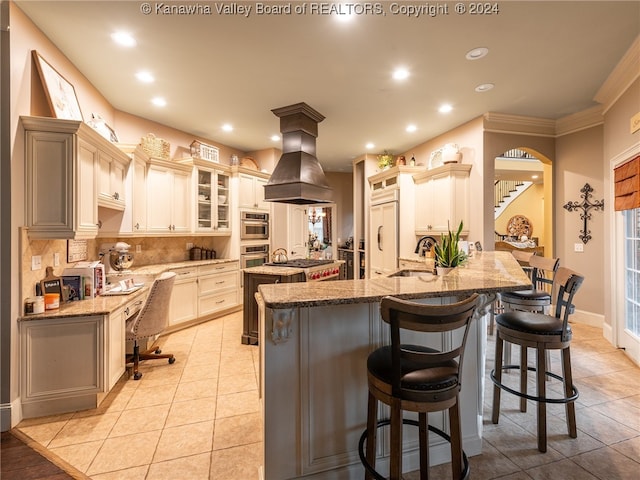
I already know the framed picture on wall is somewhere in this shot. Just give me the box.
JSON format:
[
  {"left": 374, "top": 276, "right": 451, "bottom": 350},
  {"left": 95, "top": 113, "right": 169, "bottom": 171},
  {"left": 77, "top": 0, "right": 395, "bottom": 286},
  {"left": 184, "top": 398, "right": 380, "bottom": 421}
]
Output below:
[{"left": 32, "top": 50, "right": 83, "bottom": 121}]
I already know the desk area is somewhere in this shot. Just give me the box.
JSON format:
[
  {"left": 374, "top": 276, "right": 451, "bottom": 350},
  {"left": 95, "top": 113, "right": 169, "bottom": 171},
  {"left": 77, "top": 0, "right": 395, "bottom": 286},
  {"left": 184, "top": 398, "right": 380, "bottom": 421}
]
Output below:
[
  {"left": 256, "top": 252, "right": 531, "bottom": 479},
  {"left": 18, "top": 258, "right": 238, "bottom": 419}
]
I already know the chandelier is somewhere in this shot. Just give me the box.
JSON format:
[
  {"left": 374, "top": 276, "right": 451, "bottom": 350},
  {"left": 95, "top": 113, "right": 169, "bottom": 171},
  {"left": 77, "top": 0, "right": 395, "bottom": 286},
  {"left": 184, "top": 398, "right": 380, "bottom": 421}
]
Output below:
[{"left": 309, "top": 208, "right": 326, "bottom": 225}]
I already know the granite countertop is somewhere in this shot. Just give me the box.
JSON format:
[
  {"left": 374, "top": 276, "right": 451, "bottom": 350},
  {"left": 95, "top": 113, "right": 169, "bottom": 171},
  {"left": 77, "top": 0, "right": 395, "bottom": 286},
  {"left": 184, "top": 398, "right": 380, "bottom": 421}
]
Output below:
[
  {"left": 243, "top": 265, "right": 306, "bottom": 276},
  {"left": 257, "top": 251, "right": 532, "bottom": 309},
  {"left": 111, "top": 258, "right": 238, "bottom": 277},
  {"left": 19, "top": 286, "right": 149, "bottom": 322},
  {"left": 20, "top": 258, "right": 239, "bottom": 321}
]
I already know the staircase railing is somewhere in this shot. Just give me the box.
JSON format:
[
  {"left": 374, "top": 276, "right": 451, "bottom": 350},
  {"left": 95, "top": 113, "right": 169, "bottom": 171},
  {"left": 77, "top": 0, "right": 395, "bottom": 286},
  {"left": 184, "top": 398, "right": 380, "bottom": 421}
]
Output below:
[{"left": 494, "top": 180, "right": 524, "bottom": 208}]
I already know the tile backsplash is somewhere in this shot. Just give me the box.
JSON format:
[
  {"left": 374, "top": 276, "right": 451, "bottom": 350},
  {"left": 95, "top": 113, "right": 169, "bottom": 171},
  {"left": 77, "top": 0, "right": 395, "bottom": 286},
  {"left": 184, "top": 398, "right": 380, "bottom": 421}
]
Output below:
[{"left": 20, "top": 228, "right": 229, "bottom": 301}]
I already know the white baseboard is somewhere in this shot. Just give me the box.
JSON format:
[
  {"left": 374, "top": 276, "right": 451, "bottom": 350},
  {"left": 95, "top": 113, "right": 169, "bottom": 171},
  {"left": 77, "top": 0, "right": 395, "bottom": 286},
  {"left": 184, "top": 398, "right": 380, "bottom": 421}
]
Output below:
[
  {"left": 1, "top": 397, "right": 22, "bottom": 431},
  {"left": 571, "top": 309, "right": 604, "bottom": 328},
  {"left": 603, "top": 321, "right": 614, "bottom": 345}
]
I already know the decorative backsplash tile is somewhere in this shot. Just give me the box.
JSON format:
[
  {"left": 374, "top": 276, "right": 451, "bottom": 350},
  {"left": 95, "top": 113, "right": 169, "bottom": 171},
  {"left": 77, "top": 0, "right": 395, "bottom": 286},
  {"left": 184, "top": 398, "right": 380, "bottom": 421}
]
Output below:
[{"left": 20, "top": 228, "right": 226, "bottom": 301}]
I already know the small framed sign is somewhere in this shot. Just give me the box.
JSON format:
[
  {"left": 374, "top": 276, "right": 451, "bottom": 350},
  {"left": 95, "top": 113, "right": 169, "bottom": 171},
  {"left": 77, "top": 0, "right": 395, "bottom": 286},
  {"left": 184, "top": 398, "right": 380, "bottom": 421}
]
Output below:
[{"left": 67, "top": 239, "right": 88, "bottom": 263}]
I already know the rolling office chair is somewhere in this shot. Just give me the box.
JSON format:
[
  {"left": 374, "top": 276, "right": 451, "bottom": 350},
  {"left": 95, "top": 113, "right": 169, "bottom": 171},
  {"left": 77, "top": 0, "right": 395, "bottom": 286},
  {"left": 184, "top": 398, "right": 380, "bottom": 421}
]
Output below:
[
  {"left": 359, "top": 294, "right": 479, "bottom": 480},
  {"left": 491, "top": 267, "right": 584, "bottom": 452},
  {"left": 125, "top": 271, "right": 176, "bottom": 380}
]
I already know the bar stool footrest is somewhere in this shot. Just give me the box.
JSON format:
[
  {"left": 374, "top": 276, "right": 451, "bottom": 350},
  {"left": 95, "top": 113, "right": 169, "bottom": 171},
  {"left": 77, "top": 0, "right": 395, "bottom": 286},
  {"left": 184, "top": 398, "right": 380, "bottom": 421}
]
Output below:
[
  {"left": 490, "top": 365, "right": 579, "bottom": 404},
  {"left": 358, "top": 418, "right": 470, "bottom": 480}
]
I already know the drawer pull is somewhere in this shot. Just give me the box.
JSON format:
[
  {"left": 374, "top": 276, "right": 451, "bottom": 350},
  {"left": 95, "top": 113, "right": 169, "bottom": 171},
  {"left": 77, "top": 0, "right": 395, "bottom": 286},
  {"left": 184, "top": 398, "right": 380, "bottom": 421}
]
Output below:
[{"left": 216, "top": 299, "right": 226, "bottom": 304}]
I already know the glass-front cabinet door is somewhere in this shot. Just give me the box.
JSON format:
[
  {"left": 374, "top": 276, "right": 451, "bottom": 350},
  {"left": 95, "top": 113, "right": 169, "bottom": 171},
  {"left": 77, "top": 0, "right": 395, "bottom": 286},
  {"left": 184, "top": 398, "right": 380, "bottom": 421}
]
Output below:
[
  {"left": 216, "top": 172, "right": 230, "bottom": 231},
  {"left": 196, "top": 167, "right": 230, "bottom": 232}
]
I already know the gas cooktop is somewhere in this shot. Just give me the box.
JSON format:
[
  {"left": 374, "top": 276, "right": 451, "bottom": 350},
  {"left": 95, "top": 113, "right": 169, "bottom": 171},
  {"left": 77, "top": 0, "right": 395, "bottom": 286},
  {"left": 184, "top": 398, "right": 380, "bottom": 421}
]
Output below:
[{"left": 264, "top": 259, "right": 334, "bottom": 268}]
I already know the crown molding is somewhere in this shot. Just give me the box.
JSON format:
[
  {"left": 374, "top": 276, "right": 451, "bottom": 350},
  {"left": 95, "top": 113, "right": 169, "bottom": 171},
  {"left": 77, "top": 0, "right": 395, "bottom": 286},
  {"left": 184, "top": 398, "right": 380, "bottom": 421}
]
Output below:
[
  {"left": 483, "top": 112, "right": 556, "bottom": 137},
  {"left": 555, "top": 105, "right": 604, "bottom": 137},
  {"left": 594, "top": 35, "right": 640, "bottom": 114}
]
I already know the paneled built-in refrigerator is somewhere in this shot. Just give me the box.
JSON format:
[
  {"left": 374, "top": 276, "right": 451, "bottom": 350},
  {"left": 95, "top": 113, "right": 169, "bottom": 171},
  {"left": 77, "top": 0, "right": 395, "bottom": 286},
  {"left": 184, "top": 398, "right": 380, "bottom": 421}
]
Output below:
[{"left": 369, "top": 199, "right": 398, "bottom": 277}]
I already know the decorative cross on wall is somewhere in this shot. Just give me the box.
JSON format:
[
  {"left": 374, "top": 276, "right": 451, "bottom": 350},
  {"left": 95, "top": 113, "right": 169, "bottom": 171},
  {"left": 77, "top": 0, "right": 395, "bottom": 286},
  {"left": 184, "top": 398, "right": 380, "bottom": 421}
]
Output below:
[{"left": 563, "top": 183, "right": 605, "bottom": 244}]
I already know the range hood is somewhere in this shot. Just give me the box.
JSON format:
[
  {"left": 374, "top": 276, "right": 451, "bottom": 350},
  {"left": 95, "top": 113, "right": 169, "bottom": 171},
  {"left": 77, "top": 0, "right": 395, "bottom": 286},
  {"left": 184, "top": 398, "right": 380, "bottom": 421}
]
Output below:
[{"left": 264, "top": 102, "right": 333, "bottom": 204}]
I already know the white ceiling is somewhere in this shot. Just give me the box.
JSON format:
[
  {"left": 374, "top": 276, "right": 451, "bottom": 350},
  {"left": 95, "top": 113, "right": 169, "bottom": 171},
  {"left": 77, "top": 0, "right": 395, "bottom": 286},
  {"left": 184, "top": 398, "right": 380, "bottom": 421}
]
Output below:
[{"left": 15, "top": 1, "right": 640, "bottom": 172}]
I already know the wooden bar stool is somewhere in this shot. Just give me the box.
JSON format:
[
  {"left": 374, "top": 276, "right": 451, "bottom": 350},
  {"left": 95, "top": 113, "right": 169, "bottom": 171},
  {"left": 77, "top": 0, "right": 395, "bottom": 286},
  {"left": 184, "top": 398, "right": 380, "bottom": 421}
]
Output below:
[
  {"left": 491, "top": 267, "right": 584, "bottom": 453},
  {"left": 499, "top": 255, "right": 559, "bottom": 368},
  {"left": 358, "top": 294, "right": 479, "bottom": 480},
  {"left": 501, "top": 255, "right": 559, "bottom": 315},
  {"left": 488, "top": 250, "right": 535, "bottom": 336}
]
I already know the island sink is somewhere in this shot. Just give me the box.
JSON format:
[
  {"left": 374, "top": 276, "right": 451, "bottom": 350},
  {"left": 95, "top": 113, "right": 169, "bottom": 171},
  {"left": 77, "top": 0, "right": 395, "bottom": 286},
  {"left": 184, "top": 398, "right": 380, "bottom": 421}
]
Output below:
[{"left": 388, "top": 269, "right": 435, "bottom": 278}]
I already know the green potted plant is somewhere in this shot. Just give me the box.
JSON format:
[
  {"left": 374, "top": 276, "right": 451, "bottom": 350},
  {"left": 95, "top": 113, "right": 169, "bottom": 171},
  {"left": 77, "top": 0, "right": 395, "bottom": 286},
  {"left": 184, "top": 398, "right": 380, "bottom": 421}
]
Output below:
[
  {"left": 433, "top": 220, "right": 467, "bottom": 274},
  {"left": 378, "top": 151, "right": 394, "bottom": 170}
]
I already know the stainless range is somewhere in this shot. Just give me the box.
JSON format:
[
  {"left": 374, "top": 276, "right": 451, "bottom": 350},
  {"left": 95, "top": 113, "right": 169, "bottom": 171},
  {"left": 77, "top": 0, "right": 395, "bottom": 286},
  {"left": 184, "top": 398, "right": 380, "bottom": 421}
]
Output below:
[{"left": 263, "top": 259, "right": 342, "bottom": 281}]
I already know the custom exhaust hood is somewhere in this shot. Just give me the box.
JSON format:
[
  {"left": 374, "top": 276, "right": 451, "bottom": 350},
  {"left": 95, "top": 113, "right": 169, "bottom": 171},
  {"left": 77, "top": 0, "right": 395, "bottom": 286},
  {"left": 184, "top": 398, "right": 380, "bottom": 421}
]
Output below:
[{"left": 264, "top": 102, "right": 333, "bottom": 205}]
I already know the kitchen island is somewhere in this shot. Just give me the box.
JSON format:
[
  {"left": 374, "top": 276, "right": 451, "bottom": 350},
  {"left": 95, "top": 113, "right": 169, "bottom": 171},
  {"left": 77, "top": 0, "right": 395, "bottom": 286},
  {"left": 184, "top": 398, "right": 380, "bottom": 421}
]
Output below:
[{"left": 256, "top": 252, "right": 531, "bottom": 480}]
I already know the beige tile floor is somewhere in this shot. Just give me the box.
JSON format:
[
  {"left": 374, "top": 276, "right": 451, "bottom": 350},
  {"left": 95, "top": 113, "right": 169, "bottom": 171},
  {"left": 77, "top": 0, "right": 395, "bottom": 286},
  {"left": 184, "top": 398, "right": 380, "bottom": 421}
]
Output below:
[{"left": 16, "top": 312, "right": 640, "bottom": 479}]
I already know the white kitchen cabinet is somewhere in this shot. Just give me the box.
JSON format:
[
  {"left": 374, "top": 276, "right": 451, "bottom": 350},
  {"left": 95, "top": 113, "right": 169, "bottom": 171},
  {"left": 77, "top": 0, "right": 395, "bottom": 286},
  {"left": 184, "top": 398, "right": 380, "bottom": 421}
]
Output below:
[
  {"left": 183, "top": 159, "right": 231, "bottom": 234},
  {"left": 97, "top": 149, "right": 129, "bottom": 211},
  {"left": 197, "top": 262, "right": 239, "bottom": 317},
  {"left": 131, "top": 150, "right": 148, "bottom": 232},
  {"left": 97, "top": 144, "right": 149, "bottom": 236},
  {"left": 169, "top": 267, "right": 199, "bottom": 326},
  {"left": 168, "top": 262, "right": 240, "bottom": 329},
  {"left": 413, "top": 164, "right": 471, "bottom": 236},
  {"left": 146, "top": 159, "right": 192, "bottom": 234},
  {"left": 238, "top": 171, "right": 270, "bottom": 211},
  {"left": 22, "top": 116, "right": 108, "bottom": 239}
]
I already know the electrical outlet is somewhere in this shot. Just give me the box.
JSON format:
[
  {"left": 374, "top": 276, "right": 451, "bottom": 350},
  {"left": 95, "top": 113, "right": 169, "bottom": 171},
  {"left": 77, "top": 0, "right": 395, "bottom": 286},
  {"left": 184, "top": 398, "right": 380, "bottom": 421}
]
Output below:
[
  {"left": 574, "top": 243, "right": 584, "bottom": 252},
  {"left": 53, "top": 252, "right": 60, "bottom": 267},
  {"left": 135, "top": 244, "right": 142, "bottom": 253},
  {"left": 186, "top": 242, "right": 194, "bottom": 250},
  {"left": 31, "top": 255, "right": 42, "bottom": 271}
]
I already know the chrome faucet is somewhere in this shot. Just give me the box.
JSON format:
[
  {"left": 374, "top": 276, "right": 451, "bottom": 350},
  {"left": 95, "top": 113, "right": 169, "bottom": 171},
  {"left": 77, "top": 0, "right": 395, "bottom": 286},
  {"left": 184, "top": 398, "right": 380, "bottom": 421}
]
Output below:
[{"left": 415, "top": 236, "right": 438, "bottom": 257}]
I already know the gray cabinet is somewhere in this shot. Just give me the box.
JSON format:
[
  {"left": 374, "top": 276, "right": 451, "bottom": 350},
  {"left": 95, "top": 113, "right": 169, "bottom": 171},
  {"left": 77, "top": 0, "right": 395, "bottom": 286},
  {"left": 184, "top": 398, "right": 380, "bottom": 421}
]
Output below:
[{"left": 242, "top": 270, "right": 304, "bottom": 345}]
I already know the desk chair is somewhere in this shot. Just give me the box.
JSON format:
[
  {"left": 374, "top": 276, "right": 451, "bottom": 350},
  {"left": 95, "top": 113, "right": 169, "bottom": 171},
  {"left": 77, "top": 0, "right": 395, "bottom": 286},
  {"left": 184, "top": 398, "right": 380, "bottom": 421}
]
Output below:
[
  {"left": 125, "top": 271, "right": 176, "bottom": 380},
  {"left": 359, "top": 294, "right": 478, "bottom": 480},
  {"left": 491, "top": 267, "right": 584, "bottom": 452}
]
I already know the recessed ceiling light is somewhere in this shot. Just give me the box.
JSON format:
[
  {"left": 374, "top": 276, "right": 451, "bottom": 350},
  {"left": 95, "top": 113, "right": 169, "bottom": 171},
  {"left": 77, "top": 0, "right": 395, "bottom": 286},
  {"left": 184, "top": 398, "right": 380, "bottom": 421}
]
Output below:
[
  {"left": 392, "top": 68, "right": 410, "bottom": 81},
  {"left": 438, "top": 104, "right": 453, "bottom": 114},
  {"left": 271, "top": 135, "right": 280, "bottom": 142},
  {"left": 111, "top": 31, "right": 136, "bottom": 47},
  {"left": 366, "top": 143, "right": 375, "bottom": 150},
  {"left": 406, "top": 124, "right": 417, "bottom": 133},
  {"left": 222, "top": 124, "right": 233, "bottom": 132},
  {"left": 135, "top": 71, "right": 155, "bottom": 83},
  {"left": 465, "top": 47, "right": 488, "bottom": 60},
  {"left": 475, "top": 83, "right": 494, "bottom": 92},
  {"left": 151, "top": 97, "right": 166, "bottom": 107}
]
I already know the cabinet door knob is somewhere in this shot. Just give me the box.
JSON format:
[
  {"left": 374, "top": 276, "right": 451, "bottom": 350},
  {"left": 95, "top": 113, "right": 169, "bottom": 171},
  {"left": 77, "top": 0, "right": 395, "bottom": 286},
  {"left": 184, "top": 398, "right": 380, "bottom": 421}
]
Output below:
[{"left": 135, "top": 223, "right": 140, "bottom": 230}]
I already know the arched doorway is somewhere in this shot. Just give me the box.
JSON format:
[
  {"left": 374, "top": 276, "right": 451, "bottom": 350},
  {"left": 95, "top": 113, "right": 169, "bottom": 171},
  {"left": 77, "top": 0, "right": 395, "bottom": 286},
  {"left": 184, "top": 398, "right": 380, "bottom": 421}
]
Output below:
[{"left": 494, "top": 147, "right": 553, "bottom": 256}]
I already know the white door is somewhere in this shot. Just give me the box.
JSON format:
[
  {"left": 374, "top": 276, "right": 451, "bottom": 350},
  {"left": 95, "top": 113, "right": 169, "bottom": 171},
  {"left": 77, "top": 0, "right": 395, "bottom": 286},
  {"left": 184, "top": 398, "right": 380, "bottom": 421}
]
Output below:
[
  {"left": 618, "top": 209, "right": 640, "bottom": 363},
  {"left": 289, "top": 206, "right": 308, "bottom": 259}
]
